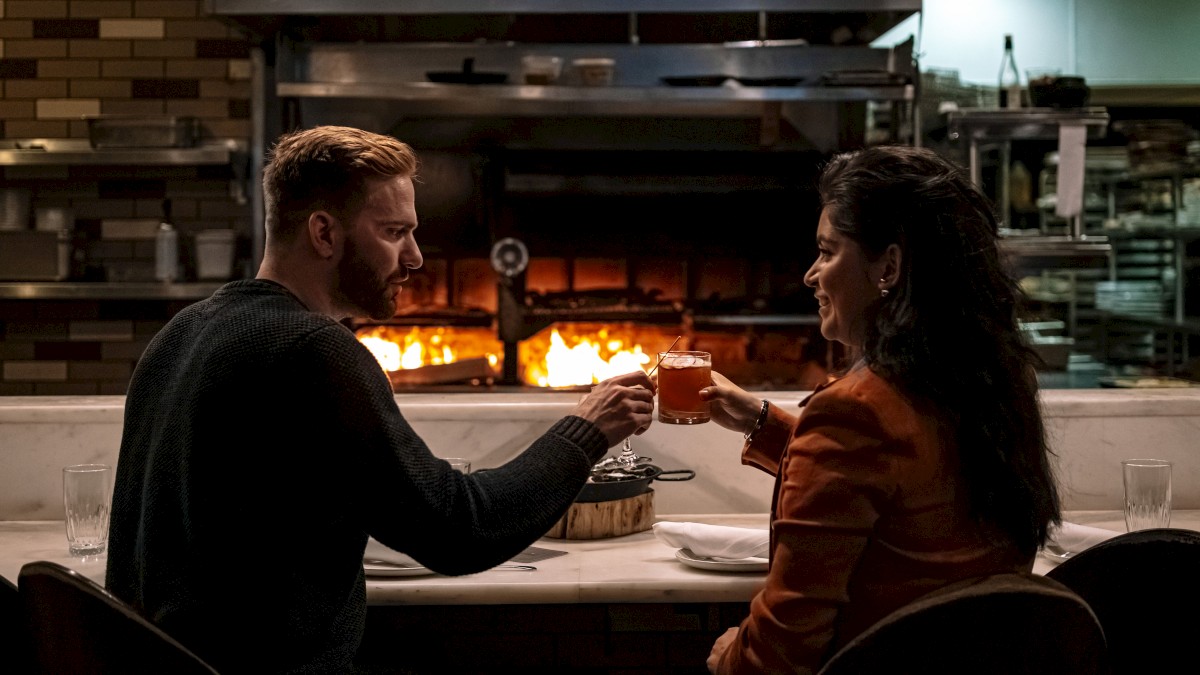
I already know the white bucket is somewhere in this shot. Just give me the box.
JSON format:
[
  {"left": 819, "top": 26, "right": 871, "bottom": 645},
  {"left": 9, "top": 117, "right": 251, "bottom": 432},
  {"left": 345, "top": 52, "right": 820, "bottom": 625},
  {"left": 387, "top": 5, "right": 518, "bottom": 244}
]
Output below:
[{"left": 194, "top": 229, "right": 237, "bottom": 280}]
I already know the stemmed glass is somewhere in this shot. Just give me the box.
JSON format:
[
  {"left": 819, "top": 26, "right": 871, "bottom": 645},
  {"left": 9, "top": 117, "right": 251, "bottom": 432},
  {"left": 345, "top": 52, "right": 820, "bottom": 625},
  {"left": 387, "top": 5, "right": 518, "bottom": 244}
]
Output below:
[
  {"left": 614, "top": 335, "right": 679, "bottom": 468},
  {"left": 617, "top": 438, "right": 639, "bottom": 469}
]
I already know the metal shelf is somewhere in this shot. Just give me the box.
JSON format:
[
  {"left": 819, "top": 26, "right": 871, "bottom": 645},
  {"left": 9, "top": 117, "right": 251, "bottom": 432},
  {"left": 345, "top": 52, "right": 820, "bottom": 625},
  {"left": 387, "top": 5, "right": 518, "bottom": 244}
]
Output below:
[
  {"left": 0, "top": 282, "right": 227, "bottom": 300},
  {"left": 946, "top": 107, "right": 1110, "bottom": 143},
  {"left": 279, "top": 82, "right": 914, "bottom": 108},
  {"left": 1000, "top": 235, "right": 1113, "bottom": 261},
  {"left": 0, "top": 139, "right": 247, "bottom": 167}
]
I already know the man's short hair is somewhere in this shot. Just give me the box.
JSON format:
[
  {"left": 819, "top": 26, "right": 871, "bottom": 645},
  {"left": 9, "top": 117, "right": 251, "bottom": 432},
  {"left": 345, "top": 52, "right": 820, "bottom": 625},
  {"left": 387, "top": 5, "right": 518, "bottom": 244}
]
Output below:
[{"left": 262, "top": 126, "right": 419, "bottom": 243}]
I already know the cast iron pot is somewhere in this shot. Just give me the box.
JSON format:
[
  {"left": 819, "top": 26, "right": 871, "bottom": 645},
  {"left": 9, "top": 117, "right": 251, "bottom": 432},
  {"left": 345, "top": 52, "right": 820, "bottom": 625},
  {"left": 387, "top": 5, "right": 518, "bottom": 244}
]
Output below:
[{"left": 575, "top": 464, "right": 695, "bottom": 503}]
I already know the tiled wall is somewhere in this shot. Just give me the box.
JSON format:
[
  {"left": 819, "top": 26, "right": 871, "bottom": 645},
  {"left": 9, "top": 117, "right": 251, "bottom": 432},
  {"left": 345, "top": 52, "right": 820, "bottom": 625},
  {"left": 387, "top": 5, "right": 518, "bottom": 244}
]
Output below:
[
  {"left": 0, "top": 1, "right": 255, "bottom": 394},
  {"left": 0, "top": 1, "right": 252, "bottom": 140},
  {"left": 0, "top": 298, "right": 190, "bottom": 394}
]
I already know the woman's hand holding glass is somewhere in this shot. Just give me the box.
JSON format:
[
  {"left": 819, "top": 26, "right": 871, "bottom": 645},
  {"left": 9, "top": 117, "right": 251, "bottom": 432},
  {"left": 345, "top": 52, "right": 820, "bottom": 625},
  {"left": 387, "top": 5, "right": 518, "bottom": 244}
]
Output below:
[{"left": 699, "top": 370, "right": 765, "bottom": 437}]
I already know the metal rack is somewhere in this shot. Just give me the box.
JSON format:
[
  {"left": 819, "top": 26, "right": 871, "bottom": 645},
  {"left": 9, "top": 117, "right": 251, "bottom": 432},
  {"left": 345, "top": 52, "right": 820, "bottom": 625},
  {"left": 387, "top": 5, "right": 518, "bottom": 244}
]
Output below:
[
  {"left": 0, "top": 282, "right": 225, "bottom": 300},
  {"left": 947, "top": 107, "right": 1111, "bottom": 238},
  {"left": 0, "top": 138, "right": 251, "bottom": 204}
]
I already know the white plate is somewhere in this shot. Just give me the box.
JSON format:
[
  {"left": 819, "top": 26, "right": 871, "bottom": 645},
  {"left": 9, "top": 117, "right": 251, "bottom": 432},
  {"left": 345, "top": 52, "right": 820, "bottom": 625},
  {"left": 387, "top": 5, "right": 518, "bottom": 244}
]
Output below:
[
  {"left": 363, "top": 559, "right": 437, "bottom": 577},
  {"left": 675, "top": 548, "right": 768, "bottom": 573}
]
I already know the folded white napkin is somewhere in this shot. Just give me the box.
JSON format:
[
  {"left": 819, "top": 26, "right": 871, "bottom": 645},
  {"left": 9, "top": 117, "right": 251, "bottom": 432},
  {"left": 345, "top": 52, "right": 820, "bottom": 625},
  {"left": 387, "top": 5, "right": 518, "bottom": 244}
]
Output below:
[
  {"left": 363, "top": 537, "right": 422, "bottom": 568},
  {"left": 1048, "top": 521, "right": 1122, "bottom": 555},
  {"left": 653, "top": 522, "right": 770, "bottom": 561}
]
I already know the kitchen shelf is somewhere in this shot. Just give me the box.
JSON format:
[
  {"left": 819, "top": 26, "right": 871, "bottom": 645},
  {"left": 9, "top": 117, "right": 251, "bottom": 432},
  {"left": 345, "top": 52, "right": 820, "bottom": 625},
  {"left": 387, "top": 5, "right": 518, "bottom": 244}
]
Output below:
[
  {"left": 0, "top": 139, "right": 247, "bottom": 167},
  {"left": 277, "top": 40, "right": 917, "bottom": 115},
  {"left": 0, "top": 139, "right": 252, "bottom": 205},
  {"left": 279, "top": 81, "right": 914, "bottom": 108},
  {"left": 999, "top": 235, "right": 1113, "bottom": 266},
  {"left": 946, "top": 107, "right": 1110, "bottom": 143},
  {"left": 0, "top": 282, "right": 227, "bottom": 301}
]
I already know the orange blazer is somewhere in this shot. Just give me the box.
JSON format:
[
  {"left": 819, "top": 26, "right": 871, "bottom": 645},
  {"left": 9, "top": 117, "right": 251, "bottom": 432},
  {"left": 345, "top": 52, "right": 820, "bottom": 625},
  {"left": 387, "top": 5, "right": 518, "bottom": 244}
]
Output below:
[{"left": 713, "top": 365, "right": 1032, "bottom": 674}]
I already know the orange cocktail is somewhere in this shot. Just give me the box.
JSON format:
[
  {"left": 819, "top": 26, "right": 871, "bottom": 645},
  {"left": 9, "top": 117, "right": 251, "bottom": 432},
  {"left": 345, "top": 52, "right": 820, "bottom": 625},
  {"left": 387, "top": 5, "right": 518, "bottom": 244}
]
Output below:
[{"left": 656, "top": 351, "right": 712, "bottom": 424}]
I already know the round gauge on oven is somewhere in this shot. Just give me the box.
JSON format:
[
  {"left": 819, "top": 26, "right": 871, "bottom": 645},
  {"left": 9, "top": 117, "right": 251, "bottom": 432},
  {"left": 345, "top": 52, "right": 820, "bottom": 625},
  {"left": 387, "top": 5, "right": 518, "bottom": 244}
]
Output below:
[{"left": 489, "top": 237, "right": 529, "bottom": 278}]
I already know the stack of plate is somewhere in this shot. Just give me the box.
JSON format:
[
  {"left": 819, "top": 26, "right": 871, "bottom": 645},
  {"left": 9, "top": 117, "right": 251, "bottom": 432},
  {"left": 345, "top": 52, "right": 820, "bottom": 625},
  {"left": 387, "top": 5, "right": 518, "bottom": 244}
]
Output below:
[{"left": 1094, "top": 280, "right": 1172, "bottom": 317}]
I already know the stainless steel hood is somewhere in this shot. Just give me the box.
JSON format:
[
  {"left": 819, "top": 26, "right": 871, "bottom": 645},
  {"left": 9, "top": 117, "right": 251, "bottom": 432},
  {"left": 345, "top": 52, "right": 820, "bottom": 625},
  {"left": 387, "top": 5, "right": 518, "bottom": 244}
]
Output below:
[
  {"left": 206, "top": 0, "right": 922, "bottom": 265},
  {"left": 208, "top": 1, "right": 920, "bottom": 12}
]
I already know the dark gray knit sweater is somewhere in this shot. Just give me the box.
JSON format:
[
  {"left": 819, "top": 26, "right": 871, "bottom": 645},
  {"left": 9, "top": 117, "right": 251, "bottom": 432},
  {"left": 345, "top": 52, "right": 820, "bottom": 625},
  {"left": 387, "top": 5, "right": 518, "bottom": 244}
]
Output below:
[{"left": 105, "top": 280, "right": 607, "bottom": 674}]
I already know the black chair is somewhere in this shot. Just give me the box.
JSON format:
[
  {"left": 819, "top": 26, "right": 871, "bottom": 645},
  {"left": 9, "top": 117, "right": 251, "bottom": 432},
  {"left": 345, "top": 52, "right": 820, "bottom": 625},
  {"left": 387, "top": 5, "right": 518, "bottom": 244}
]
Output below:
[
  {"left": 18, "top": 561, "right": 219, "bottom": 675},
  {"left": 2, "top": 573, "right": 35, "bottom": 675},
  {"left": 817, "top": 572, "right": 1111, "bottom": 675},
  {"left": 1046, "top": 527, "right": 1200, "bottom": 675}
]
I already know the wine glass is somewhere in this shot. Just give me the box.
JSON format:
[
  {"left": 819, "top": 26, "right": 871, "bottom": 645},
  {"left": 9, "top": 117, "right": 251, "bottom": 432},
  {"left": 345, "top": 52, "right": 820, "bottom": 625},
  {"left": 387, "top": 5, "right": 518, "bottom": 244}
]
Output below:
[{"left": 617, "top": 437, "right": 639, "bottom": 469}]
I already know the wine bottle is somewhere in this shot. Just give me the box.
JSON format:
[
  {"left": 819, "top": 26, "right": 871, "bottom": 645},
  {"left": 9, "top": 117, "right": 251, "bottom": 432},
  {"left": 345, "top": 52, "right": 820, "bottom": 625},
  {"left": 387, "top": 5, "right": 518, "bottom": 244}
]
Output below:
[{"left": 998, "top": 34, "right": 1022, "bottom": 109}]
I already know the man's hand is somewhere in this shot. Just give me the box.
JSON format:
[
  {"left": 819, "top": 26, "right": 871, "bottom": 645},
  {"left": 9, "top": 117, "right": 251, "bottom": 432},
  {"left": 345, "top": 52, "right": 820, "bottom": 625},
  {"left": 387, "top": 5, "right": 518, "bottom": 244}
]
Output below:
[{"left": 571, "top": 369, "right": 656, "bottom": 448}]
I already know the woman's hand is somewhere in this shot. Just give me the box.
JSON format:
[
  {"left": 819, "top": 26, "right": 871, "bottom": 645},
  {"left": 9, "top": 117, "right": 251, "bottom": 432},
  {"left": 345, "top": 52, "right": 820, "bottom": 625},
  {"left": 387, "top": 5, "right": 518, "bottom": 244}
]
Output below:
[
  {"left": 706, "top": 626, "right": 739, "bottom": 673},
  {"left": 700, "top": 370, "right": 764, "bottom": 436}
]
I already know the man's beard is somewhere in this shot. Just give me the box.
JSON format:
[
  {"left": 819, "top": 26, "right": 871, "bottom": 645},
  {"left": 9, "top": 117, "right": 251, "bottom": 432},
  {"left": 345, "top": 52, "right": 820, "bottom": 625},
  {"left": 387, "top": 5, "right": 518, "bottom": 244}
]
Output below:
[{"left": 336, "top": 236, "right": 399, "bottom": 320}]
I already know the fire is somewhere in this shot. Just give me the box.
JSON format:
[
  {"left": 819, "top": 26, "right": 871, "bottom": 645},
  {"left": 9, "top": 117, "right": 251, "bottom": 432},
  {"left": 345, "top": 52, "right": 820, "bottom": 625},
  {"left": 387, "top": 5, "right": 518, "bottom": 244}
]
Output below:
[
  {"left": 358, "top": 326, "right": 502, "bottom": 372},
  {"left": 524, "top": 328, "right": 652, "bottom": 387},
  {"left": 358, "top": 322, "right": 677, "bottom": 387}
]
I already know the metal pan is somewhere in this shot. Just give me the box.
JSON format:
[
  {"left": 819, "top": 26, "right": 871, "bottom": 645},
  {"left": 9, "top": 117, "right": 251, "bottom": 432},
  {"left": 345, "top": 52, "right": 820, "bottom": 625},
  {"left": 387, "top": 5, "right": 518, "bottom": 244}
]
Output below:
[
  {"left": 661, "top": 75, "right": 729, "bottom": 87},
  {"left": 575, "top": 464, "right": 695, "bottom": 503},
  {"left": 427, "top": 57, "right": 508, "bottom": 85}
]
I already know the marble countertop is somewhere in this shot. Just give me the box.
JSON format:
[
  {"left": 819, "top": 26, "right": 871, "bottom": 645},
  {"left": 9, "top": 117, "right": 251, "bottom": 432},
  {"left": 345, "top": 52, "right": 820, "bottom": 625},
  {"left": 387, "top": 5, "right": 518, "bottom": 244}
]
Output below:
[
  {"left": 5, "top": 511, "right": 1198, "bottom": 606},
  {"left": 6, "top": 388, "right": 1200, "bottom": 422}
]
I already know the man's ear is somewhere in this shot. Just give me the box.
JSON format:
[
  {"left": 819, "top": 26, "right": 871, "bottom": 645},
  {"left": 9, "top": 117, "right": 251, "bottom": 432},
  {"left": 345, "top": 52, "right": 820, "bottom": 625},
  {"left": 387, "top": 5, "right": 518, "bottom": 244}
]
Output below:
[{"left": 307, "top": 211, "right": 338, "bottom": 260}]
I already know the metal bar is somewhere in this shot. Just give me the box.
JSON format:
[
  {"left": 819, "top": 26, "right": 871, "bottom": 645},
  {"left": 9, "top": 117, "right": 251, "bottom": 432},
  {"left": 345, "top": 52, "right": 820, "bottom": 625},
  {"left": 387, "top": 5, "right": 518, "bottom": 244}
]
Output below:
[
  {"left": 207, "top": 1, "right": 924, "bottom": 16},
  {"left": 0, "top": 141, "right": 242, "bottom": 166},
  {"left": 0, "top": 282, "right": 224, "bottom": 300}
]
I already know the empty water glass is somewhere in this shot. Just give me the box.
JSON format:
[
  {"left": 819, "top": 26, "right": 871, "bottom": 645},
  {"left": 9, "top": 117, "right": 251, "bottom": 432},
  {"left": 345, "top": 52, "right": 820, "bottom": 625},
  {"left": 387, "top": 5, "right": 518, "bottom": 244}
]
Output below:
[
  {"left": 63, "top": 464, "right": 112, "bottom": 557},
  {"left": 1122, "top": 458, "right": 1172, "bottom": 532}
]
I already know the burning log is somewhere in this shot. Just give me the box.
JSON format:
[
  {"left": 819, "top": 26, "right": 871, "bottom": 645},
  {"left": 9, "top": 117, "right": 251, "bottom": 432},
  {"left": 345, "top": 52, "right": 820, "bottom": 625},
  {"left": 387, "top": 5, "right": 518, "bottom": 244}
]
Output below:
[{"left": 385, "top": 357, "right": 494, "bottom": 387}]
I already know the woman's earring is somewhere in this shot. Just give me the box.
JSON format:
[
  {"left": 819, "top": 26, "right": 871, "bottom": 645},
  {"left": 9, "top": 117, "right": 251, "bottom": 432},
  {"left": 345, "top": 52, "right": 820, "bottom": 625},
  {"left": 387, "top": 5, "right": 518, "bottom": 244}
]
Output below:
[{"left": 880, "top": 278, "right": 890, "bottom": 298}]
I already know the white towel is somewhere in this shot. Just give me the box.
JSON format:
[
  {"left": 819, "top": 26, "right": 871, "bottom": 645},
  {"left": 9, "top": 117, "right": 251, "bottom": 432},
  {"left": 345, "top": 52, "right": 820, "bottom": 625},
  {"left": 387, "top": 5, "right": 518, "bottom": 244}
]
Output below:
[
  {"left": 653, "top": 522, "right": 770, "bottom": 561},
  {"left": 1048, "top": 521, "right": 1122, "bottom": 555},
  {"left": 363, "top": 537, "right": 422, "bottom": 568}
]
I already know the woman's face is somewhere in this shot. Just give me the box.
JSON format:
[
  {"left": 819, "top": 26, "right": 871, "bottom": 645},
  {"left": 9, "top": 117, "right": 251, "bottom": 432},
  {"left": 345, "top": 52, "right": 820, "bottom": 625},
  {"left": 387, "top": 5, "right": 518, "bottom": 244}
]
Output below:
[{"left": 804, "top": 207, "right": 886, "bottom": 348}]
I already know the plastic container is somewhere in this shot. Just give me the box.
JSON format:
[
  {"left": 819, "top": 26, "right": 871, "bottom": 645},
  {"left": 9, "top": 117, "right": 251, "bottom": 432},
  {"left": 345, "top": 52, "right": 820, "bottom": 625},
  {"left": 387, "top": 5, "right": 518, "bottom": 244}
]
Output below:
[
  {"left": 0, "top": 188, "right": 31, "bottom": 231},
  {"left": 572, "top": 58, "right": 615, "bottom": 86},
  {"left": 154, "top": 222, "right": 179, "bottom": 282},
  {"left": 521, "top": 55, "right": 563, "bottom": 85},
  {"left": 35, "top": 206, "right": 74, "bottom": 233},
  {"left": 195, "top": 229, "right": 237, "bottom": 280}
]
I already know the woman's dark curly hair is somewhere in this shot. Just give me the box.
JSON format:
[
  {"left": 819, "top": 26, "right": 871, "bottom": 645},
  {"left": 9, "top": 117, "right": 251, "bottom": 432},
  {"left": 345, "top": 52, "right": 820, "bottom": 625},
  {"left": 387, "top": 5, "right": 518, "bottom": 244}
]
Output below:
[{"left": 818, "top": 144, "right": 1061, "bottom": 555}]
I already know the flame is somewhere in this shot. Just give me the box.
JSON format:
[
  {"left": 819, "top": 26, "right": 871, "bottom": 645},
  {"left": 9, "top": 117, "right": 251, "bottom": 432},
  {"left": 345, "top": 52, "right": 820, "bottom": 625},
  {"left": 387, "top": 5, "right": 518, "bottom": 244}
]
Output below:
[
  {"left": 358, "top": 322, "right": 675, "bottom": 387},
  {"left": 529, "top": 328, "right": 651, "bottom": 387},
  {"left": 358, "top": 326, "right": 502, "bottom": 373}
]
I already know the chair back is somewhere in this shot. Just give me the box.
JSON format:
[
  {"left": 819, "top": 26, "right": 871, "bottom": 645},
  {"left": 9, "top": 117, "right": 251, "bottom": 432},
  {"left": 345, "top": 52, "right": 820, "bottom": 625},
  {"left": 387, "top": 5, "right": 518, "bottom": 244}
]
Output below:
[
  {"left": 18, "top": 561, "right": 219, "bottom": 675},
  {"left": 2, "top": 573, "right": 35, "bottom": 675},
  {"left": 1046, "top": 527, "right": 1200, "bottom": 675},
  {"left": 817, "top": 572, "right": 1111, "bottom": 675}
]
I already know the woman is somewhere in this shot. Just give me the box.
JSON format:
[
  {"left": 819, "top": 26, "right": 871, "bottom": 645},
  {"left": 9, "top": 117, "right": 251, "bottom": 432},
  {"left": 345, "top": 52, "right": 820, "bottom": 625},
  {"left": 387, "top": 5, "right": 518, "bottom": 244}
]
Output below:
[{"left": 702, "top": 145, "right": 1061, "bottom": 674}]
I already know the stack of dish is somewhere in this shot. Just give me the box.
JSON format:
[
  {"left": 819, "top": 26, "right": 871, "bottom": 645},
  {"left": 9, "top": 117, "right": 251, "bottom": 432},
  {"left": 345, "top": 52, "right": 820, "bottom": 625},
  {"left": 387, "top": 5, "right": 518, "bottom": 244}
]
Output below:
[{"left": 1094, "top": 280, "right": 1172, "bottom": 317}]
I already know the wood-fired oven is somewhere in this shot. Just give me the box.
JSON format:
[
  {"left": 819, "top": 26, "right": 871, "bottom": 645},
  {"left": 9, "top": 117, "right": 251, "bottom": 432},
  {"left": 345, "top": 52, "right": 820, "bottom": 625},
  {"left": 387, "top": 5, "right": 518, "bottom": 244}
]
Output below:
[{"left": 208, "top": 1, "right": 920, "bottom": 390}]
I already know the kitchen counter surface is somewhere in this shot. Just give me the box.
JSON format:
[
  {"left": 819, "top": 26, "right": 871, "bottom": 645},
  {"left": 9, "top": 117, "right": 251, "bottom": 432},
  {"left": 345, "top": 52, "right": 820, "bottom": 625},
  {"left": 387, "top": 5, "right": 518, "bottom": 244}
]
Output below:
[{"left": 4, "top": 510, "right": 1198, "bottom": 605}]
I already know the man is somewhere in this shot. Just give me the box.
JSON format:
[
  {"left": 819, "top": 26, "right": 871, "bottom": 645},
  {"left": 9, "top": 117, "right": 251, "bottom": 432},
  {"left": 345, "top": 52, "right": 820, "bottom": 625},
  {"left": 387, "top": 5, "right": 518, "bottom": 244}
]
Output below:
[{"left": 105, "top": 126, "right": 656, "bottom": 674}]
